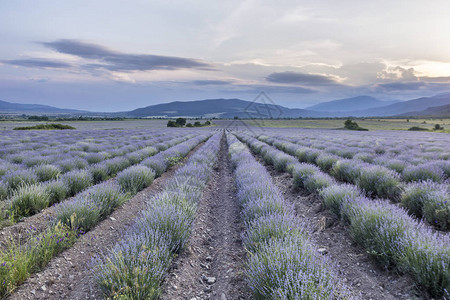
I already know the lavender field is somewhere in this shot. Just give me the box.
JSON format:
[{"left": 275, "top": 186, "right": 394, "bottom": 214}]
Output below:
[{"left": 0, "top": 123, "right": 448, "bottom": 299}]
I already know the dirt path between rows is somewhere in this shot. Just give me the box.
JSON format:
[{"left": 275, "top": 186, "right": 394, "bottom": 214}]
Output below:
[
  {"left": 7, "top": 142, "right": 205, "bottom": 300},
  {"left": 256, "top": 156, "right": 430, "bottom": 300},
  {"left": 161, "top": 133, "right": 251, "bottom": 300}
]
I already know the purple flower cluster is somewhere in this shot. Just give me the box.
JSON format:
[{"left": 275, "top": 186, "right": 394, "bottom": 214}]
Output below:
[
  {"left": 403, "top": 161, "right": 445, "bottom": 183},
  {"left": 0, "top": 133, "right": 205, "bottom": 228},
  {"left": 402, "top": 180, "right": 449, "bottom": 229},
  {"left": 237, "top": 131, "right": 449, "bottom": 297},
  {"left": 93, "top": 133, "right": 220, "bottom": 299},
  {"left": 228, "top": 134, "right": 352, "bottom": 299}
]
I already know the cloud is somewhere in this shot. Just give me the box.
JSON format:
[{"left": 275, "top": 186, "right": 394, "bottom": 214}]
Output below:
[
  {"left": 376, "top": 81, "right": 425, "bottom": 91},
  {"left": 192, "top": 79, "right": 232, "bottom": 85},
  {"left": 41, "top": 39, "right": 213, "bottom": 72},
  {"left": 420, "top": 76, "right": 450, "bottom": 83},
  {"left": 222, "top": 84, "right": 316, "bottom": 94},
  {"left": 2, "top": 59, "right": 71, "bottom": 69},
  {"left": 259, "top": 85, "right": 316, "bottom": 94},
  {"left": 378, "top": 66, "right": 418, "bottom": 81},
  {"left": 266, "top": 71, "right": 337, "bottom": 85}
]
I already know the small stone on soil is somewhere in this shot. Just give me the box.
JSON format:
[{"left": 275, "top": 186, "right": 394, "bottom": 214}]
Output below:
[{"left": 317, "top": 247, "right": 328, "bottom": 255}]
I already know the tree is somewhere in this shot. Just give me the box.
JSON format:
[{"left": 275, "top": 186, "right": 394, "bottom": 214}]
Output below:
[
  {"left": 344, "top": 119, "right": 358, "bottom": 129},
  {"left": 194, "top": 121, "right": 201, "bottom": 127},
  {"left": 175, "top": 117, "right": 186, "bottom": 127},
  {"left": 344, "top": 119, "right": 368, "bottom": 131},
  {"left": 204, "top": 120, "right": 211, "bottom": 126},
  {"left": 434, "top": 124, "right": 443, "bottom": 130},
  {"left": 186, "top": 123, "right": 193, "bottom": 127},
  {"left": 167, "top": 120, "right": 177, "bottom": 127}
]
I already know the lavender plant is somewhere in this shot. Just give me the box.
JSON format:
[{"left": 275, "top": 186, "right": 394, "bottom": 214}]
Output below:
[
  {"left": 303, "top": 172, "right": 336, "bottom": 193},
  {"left": 357, "top": 165, "right": 402, "bottom": 200},
  {"left": 2, "top": 169, "right": 38, "bottom": 192},
  {"left": 93, "top": 133, "right": 219, "bottom": 299},
  {"left": 44, "top": 180, "right": 69, "bottom": 204},
  {"left": 403, "top": 162, "right": 445, "bottom": 183},
  {"left": 229, "top": 134, "right": 352, "bottom": 299},
  {"left": 9, "top": 184, "right": 50, "bottom": 220},
  {"left": 319, "top": 184, "right": 362, "bottom": 216},
  {"left": 0, "top": 181, "right": 7, "bottom": 201},
  {"left": 117, "top": 165, "right": 155, "bottom": 194},
  {"left": 292, "top": 163, "right": 320, "bottom": 189},
  {"left": 61, "top": 169, "right": 93, "bottom": 197},
  {"left": 34, "top": 164, "right": 61, "bottom": 182}
]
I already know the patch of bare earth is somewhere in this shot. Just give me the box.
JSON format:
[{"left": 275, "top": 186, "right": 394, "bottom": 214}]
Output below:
[
  {"left": 7, "top": 143, "right": 205, "bottom": 300},
  {"left": 258, "top": 156, "right": 430, "bottom": 300},
  {"left": 161, "top": 133, "right": 251, "bottom": 300}
]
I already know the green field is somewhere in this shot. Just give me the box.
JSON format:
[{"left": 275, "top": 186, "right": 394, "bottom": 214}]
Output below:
[{"left": 244, "top": 118, "right": 450, "bottom": 132}]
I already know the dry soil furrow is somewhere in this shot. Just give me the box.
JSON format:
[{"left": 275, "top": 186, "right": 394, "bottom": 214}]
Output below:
[
  {"left": 161, "top": 134, "right": 251, "bottom": 300},
  {"left": 7, "top": 143, "right": 205, "bottom": 300},
  {"left": 256, "top": 155, "right": 429, "bottom": 300}
]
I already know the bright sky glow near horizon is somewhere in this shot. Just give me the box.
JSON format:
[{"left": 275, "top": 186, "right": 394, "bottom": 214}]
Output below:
[{"left": 1, "top": 0, "right": 450, "bottom": 111}]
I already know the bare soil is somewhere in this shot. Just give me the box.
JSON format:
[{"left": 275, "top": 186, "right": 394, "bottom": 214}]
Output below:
[
  {"left": 7, "top": 142, "right": 205, "bottom": 300},
  {"left": 161, "top": 133, "right": 251, "bottom": 300},
  {"left": 257, "top": 156, "right": 431, "bottom": 300}
]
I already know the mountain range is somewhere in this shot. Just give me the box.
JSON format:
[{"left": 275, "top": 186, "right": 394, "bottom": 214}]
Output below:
[
  {"left": 305, "top": 96, "right": 400, "bottom": 112},
  {"left": 1, "top": 93, "right": 450, "bottom": 118},
  {"left": 0, "top": 100, "right": 88, "bottom": 114}
]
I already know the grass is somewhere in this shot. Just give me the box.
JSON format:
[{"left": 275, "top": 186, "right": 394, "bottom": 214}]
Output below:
[
  {"left": 243, "top": 118, "right": 450, "bottom": 132},
  {"left": 0, "top": 222, "right": 77, "bottom": 297}
]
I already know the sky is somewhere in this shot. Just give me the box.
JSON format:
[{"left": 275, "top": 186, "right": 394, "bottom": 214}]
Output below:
[{"left": 1, "top": 0, "right": 450, "bottom": 112}]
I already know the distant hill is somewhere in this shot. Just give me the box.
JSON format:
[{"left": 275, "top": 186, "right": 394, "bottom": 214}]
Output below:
[
  {"left": 396, "top": 103, "right": 450, "bottom": 117},
  {"left": 346, "top": 93, "right": 450, "bottom": 117},
  {"left": 2, "top": 92, "right": 450, "bottom": 118},
  {"left": 0, "top": 99, "right": 88, "bottom": 114},
  {"left": 123, "top": 98, "right": 325, "bottom": 118},
  {"left": 305, "top": 96, "right": 399, "bottom": 112}
]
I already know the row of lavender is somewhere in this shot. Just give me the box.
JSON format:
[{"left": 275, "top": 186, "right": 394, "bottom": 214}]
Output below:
[
  {"left": 235, "top": 133, "right": 449, "bottom": 298},
  {"left": 0, "top": 130, "right": 187, "bottom": 198},
  {"left": 92, "top": 133, "right": 221, "bottom": 299},
  {"left": 261, "top": 128, "right": 449, "bottom": 160},
  {"left": 254, "top": 134, "right": 449, "bottom": 230},
  {"left": 0, "top": 129, "right": 165, "bottom": 160},
  {"left": 0, "top": 130, "right": 165, "bottom": 175},
  {"left": 0, "top": 133, "right": 199, "bottom": 228},
  {"left": 228, "top": 134, "right": 353, "bottom": 299},
  {"left": 258, "top": 129, "right": 450, "bottom": 184},
  {"left": 0, "top": 134, "right": 210, "bottom": 297}
]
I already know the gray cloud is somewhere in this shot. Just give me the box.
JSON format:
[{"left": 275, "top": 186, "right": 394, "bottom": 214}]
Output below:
[
  {"left": 2, "top": 59, "right": 71, "bottom": 69},
  {"left": 379, "top": 66, "right": 418, "bottom": 81},
  {"left": 420, "top": 76, "right": 450, "bottom": 83},
  {"left": 259, "top": 85, "right": 316, "bottom": 94},
  {"left": 220, "top": 84, "right": 316, "bottom": 94},
  {"left": 266, "top": 71, "right": 337, "bottom": 85},
  {"left": 192, "top": 80, "right": 232, "bottom": 85},
  {"left": 41, "top": 39, "right": 212, "bottom": 72},
  {"left": 376, "top": 81, "right": 425, "bottom": 91}
]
